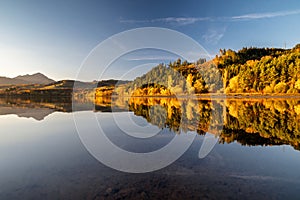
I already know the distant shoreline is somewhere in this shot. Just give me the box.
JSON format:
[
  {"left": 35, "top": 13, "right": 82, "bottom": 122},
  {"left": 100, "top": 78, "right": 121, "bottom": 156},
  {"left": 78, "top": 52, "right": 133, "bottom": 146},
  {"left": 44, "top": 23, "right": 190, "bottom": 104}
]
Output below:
[
  {"left": 1, "top": 91, "right": 300, "bottom": 100},
  {"left": 108, "top": 93, "right": 300, "bottom": 99}
]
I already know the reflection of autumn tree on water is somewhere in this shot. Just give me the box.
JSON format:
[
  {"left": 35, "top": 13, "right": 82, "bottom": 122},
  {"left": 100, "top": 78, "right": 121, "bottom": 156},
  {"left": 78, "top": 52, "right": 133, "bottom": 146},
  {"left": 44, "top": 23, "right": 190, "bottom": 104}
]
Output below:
[
  {"left": 2, "top": 95, "right": 300, "bottom": 150},
  {"left": 120, "top": 97, "right": 300, "bottom": 151},
  {"left": 222, "top": 99, "right": 300, "bottom": 150},
  {"left": 128, "top": 98, "right": 183, "bottom": 132},
  {"left": 127, "top": 97, "right": 217, "bottom": 134}
]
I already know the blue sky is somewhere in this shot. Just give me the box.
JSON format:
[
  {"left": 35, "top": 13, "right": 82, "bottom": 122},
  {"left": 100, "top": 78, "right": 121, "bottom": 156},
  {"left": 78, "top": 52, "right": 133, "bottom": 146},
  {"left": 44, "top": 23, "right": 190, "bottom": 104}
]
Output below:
[{"left": 0, "top": 0, "right": 300, "bottom": 80}]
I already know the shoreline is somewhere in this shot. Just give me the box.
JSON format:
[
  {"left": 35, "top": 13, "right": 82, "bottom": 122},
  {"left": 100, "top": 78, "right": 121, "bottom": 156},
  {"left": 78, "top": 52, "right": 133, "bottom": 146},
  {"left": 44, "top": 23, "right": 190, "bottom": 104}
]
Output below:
[
  {"left": 108, "top": 93, "right": 300, "bottom": 99},
  {"left": 1, "top": 92, "right": 300, "bottom": 100}
]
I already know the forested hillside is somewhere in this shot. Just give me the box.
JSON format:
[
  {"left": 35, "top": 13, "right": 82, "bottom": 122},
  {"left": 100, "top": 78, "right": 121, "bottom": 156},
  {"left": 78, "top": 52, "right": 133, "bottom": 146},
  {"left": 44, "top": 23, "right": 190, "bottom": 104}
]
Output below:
[
  {"left": 95, "top": 44, "right": 300, "bottom": 96},
  {"left": 119, "top": 58, "right": 223, "bottom": 96},
  {"left": 216, "top": 44, "right": 300, "bottom": 94}
]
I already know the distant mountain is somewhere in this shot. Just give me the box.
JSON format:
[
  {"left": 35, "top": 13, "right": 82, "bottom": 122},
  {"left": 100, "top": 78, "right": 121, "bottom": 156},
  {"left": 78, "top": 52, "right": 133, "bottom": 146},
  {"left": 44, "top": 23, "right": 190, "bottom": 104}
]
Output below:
[
  {"left": 0, "top": 73, "right": 55, "bottom": 85},
  {"left": 14, "top": 73, "right": 55, "bottom": 84},
  {"left": 0, "top": 76, "right": 26, "bottom": 85}
]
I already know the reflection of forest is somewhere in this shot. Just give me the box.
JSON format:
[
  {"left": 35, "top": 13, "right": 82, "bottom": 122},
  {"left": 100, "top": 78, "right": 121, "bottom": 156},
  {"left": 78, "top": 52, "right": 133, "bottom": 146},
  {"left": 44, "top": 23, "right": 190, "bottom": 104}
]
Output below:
[
  {"left": 126, "top": 97, "right": 218, "bottom": 134},
  {"left": 0, "top": 96, "right": 96, "bottom": 120},
  {"left": 122, "top": 97, "right": 300, "bottom": 150},
  {"left": 223, "top": 99, "right": 300, "bottom": 150},
  {"left": 1, "top": 96, "right": 300, "bottom": 150}
]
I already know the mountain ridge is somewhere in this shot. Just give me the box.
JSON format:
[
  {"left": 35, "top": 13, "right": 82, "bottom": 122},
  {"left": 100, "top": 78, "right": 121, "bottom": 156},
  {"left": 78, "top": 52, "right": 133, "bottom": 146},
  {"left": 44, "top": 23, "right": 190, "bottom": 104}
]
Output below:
[{"left": 0, "top": 72, "right": 55, "bottom": 85}]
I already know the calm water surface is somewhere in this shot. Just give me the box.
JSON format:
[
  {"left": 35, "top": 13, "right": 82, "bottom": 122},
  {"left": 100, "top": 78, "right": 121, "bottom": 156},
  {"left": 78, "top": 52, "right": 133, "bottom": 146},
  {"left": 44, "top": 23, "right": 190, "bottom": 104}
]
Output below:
[{"left": 0, "top": 97, "right": 300, "bottom": 199}]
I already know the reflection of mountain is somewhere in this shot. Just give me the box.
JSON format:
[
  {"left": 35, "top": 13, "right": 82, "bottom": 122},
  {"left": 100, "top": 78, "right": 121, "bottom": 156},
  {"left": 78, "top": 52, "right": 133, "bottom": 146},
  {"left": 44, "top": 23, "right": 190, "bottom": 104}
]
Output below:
[
  {"left": 0, "top": 96, "right": 128, "bottom": 120},
  {"left": 0, "top": 97, "right": 94, "bottom": 120},
  {"left": 0, "top": 97, "right": 73, "bottom": 120},
  {"left": 0, "top": 106, "right": 54, "bottom": 121}
]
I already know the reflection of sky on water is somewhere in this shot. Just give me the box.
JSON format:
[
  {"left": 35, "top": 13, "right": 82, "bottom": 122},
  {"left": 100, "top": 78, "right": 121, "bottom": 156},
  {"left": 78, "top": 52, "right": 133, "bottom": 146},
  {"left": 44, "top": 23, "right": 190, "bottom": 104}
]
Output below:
[{"left": 1, "top": 111, "right": 300, "bottom": 199}]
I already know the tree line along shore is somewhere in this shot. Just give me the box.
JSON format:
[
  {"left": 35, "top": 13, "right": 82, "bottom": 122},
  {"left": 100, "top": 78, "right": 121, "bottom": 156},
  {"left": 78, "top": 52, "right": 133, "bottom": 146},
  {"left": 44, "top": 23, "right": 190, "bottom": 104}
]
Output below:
[{"left": 2, "top": 44, "right": 300, "bottom": 98}]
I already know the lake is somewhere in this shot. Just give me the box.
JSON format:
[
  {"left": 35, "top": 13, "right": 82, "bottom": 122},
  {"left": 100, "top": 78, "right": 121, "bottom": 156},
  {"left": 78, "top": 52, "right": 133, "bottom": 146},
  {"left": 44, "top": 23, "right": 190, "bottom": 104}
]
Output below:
[{"left": 0, "top": 96, "right": 300, "bottom": 199}]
